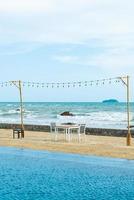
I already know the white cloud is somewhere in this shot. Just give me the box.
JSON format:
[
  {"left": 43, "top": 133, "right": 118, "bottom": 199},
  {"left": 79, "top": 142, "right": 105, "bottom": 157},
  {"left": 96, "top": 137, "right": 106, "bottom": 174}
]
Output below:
[
  {"left": 86, "top": 51, "right": 134, "bottom": 72},
  {"left": 0, "top": 0, "right": 134, "bottom": 74},
  {"left": 53, "top": 55, "right": 78, "bottom": 63},
  {"left": 0, "top": 0, "right": 54, "bottom": 13},
  {"left": 0, "top": 0, "right": 97, "bottom": 14},
  {"left": 0, "top": 42, "right": 42, "bottom": 55},
  {"left": 53, "top": 47, "right": 134, "bottom": 76},
  {"left": 0, "top": 0, "right": 134, "bottom": 44}
]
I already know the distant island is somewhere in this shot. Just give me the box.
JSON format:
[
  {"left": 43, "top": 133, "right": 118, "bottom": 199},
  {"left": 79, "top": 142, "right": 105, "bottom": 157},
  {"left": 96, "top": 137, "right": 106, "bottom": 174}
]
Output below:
[{"left": 102, "top": 99, "right": 119, "bottom": 103}]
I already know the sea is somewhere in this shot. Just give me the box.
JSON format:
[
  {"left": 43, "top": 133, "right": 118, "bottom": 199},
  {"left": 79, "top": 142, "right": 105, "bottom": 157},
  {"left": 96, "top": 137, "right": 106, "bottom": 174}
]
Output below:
[{"left": 0, "top": 102, "right": 133, "bottom": 129}]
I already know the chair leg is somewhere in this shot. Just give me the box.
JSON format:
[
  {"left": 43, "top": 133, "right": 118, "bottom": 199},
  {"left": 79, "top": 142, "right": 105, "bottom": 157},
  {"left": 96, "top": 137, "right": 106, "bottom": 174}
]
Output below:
[
  {"left": 65, "top": 129, "right": 68, "bottom": 141},
  {"left": 78, "top": 134, "right": 81, "bottom": 143},
  {"left": 55, "top": 128, "right": 58, "bottom": 141},
  {"left": 68, "top": 132, "right": 71, "bottom": 142},
  {"left": 84, "top": 133, "right": 86, "bottom": 143},
  {"left": 78, "top": 127, "right": 81, "bottom": 142},
  {"left": 70, "top": 131, "right": 72, "bottom": 141}
]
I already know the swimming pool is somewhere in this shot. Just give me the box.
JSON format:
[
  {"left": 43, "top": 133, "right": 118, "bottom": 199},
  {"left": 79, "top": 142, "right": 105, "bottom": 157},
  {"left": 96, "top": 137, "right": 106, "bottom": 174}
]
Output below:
[{"left": 0, "top": 147, "right": 134, "bottom": 200}]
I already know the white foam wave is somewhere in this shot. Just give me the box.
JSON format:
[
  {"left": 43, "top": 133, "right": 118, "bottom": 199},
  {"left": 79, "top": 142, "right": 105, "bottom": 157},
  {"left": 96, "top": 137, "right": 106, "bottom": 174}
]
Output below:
[{"left": 0, "top": 108, "right": 133, "bottom": 129}]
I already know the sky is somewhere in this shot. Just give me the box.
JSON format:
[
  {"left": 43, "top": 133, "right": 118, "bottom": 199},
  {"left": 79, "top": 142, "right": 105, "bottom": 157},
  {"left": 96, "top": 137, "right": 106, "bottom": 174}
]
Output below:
[{"left": 0, "top": 0, "right": 134, "bottom": 102}]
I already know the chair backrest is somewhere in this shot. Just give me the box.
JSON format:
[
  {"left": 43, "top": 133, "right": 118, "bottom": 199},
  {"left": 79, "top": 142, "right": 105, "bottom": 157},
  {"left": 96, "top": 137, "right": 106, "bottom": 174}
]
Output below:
[
  {"left": 50, "top": 122, "right": 56, "bottom": 132},
  {"left": 79, "top": 124, "right": 86, "bottom": 134}
]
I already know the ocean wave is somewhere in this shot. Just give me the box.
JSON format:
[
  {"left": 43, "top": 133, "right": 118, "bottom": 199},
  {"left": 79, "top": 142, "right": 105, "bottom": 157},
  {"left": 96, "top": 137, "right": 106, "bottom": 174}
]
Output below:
[
  {"left": 0, "top": 109, "right": 33, "bottom": 116},
  {"left": 0, "top": 102, "right": 133, "bottom": 129},
  {"left": 58, "top": 111, "right": 132, "bottom": 122}
]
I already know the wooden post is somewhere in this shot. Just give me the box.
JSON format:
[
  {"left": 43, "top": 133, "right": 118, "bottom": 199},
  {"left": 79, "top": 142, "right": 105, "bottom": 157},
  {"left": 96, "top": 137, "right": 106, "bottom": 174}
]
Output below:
[
  {"left": 126, "top": 76, "right": 131, "bottom": 146},
  {"left": 19, "top": 80, "right": 24, "bottom": 138}
]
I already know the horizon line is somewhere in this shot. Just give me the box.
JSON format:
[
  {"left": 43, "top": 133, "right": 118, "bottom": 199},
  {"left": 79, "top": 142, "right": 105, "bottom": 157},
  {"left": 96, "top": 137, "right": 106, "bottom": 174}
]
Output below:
[{"left": 0, "top": 101, "right": 133, "bottom": 103}]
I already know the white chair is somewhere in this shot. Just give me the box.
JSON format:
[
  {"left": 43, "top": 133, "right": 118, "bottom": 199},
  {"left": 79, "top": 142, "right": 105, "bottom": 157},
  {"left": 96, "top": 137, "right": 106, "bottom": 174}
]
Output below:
[
  {"left": 78, "top": 124, "right": 86, "bottom": 142},
  {"left": 50, "top": 122, "right": 56, "bottom": 132},
  {"left": 50, "top": 122, "right": 57, "bottom": 141}
]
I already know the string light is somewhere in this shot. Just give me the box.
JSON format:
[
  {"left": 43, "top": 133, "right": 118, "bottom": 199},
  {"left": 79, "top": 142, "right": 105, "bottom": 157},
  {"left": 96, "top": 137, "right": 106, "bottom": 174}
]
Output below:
[
  {"left": 108, "top": 79, "right": 111, "bottom": 83},
  {"left": 96, "top": 80, "right": 99, "bottom": 86},
  {"left": 42, "top": 83, "right": 44, "bottom": 88},
  {"left": 0, "top": 77, "right": 127, "bottom": 89},
  {"left": 84, "top": 81, "right": 87, "bottom": 86}
]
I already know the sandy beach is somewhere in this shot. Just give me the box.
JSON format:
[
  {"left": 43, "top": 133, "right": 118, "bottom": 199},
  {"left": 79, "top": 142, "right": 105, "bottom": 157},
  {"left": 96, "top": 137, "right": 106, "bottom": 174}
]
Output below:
[{"left": 0, "top": 129, "right": 134, "bottom": 159}]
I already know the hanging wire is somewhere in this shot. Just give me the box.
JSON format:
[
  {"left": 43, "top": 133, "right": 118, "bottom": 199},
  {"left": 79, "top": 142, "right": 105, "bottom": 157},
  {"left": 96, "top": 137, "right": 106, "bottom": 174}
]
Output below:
[{"left": 0, "top": 77, "right": 127, "bottom": 89}]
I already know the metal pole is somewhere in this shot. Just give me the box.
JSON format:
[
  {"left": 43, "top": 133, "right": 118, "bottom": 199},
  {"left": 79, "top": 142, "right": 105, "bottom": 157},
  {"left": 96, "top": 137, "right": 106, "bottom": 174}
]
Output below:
[
  {"left": 19, "top": 80, "right": 24, "bottom": 138},
  {"left": 126, "top": 76, "right": 131, "bottom": 146}
]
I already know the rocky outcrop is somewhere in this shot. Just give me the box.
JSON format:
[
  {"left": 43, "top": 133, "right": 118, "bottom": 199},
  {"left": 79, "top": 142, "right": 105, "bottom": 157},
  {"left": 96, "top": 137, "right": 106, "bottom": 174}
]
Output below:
[{"left": 60, "top": 111, "right": 74, "bottom": 116}]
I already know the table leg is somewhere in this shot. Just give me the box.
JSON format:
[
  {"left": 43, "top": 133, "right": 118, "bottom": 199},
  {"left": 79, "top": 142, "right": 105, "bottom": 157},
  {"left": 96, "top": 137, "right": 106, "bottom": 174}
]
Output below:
[
  {"left": 78, "top": 128, "right": 81, "bottom": 142},
  {"left": 65, "top": 128, "right": 68, "bottom": 141},
  {"left": 55, "top": 127, "right": 58, "bottom": 141},
  {"left": 13, "top": 131, "right": 15, "bottom": 139},
  {"left": 68, "top": 128, "right": 71, "bottom": 142}
]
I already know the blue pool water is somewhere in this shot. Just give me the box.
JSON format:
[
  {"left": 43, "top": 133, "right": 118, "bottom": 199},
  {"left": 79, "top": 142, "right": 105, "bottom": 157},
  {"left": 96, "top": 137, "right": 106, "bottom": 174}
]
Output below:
[{"left": 0, "top": 147, "right": 134, "bottom": 200}]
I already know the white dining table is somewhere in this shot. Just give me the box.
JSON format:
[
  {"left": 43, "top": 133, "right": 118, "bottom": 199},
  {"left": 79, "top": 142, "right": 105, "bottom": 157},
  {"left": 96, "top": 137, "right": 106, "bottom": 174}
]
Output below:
[{"left": 55, "top": 124, "right": 80, "bottom": 141}]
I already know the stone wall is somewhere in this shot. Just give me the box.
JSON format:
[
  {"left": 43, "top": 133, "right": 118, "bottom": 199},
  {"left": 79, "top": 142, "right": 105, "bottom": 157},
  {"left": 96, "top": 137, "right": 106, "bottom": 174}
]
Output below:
[
  {"left": 86, "top": 127, "right": 134, "bottom": 137},
  {"left": 0, "top": 123, "right": 50, "bottom": 132},
  {"left": 0, "top": 123, "right": 134, "bottom": 137}
]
